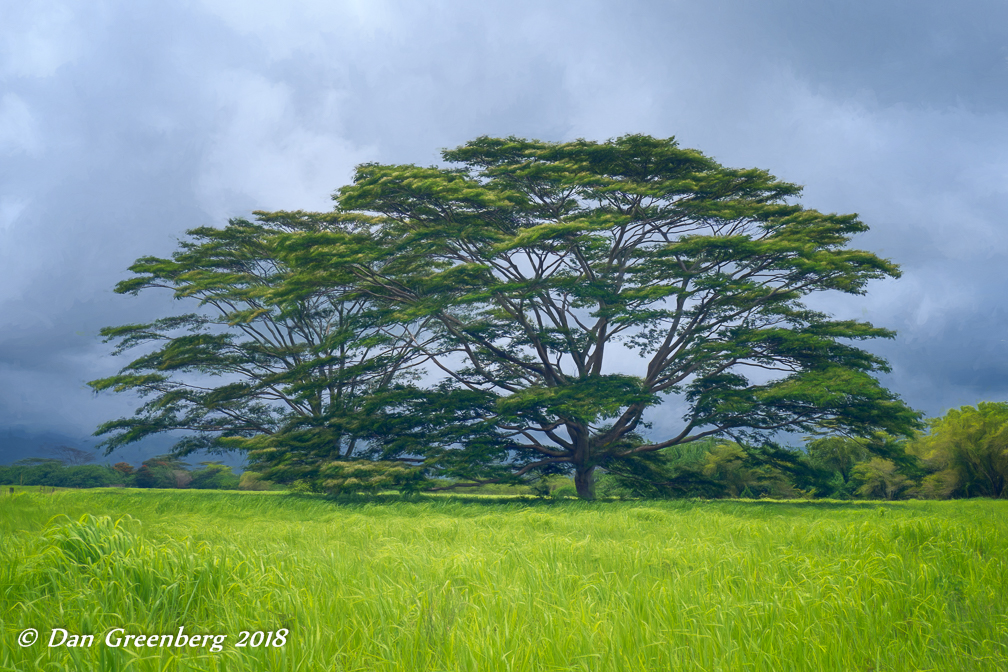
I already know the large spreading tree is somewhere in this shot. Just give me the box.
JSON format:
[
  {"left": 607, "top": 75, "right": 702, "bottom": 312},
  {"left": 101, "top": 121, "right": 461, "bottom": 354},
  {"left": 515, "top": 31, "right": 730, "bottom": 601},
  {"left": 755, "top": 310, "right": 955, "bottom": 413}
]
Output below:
[
  {"left": 92, "top": 134, "right": 920, "bottom": 499},
  {"left": 303, "top": 134, "right": 920, "bottom": 499}
]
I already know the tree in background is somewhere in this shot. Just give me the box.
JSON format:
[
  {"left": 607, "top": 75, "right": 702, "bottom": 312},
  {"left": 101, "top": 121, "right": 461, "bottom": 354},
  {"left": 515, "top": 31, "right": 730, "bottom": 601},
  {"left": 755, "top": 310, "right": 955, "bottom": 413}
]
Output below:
[
  {"left": 316, "top": 135, "right": 921, "bottom": 499},
  {"left": 133, "top": 455, "right": 191, "bottom": 488},
  {"left": 0, "top": 459, "right": 126, "bottom": 488},
  {"left": 238, "top": 471, "right": 272, "bottom": 491},
  {"left": 188, "top": 461, "right": 240, "bottom": 490},
  {"left": 89, "top": 212, "right": 430, "bottom": 491},
  {"left": 596, "top": 439, "right": 726, "bottom": 499},
  {"left": 805, "top": 435, "right": 871, "bottom": 498},
  {"left": 850, "top": 457, "right": 914, "bottom": 500},
  {"left": 47, "top": 445, "right": 97, "bottom": 466},
  {"left": 909, "top": 403, "right": 1008, "bottom": 498}
]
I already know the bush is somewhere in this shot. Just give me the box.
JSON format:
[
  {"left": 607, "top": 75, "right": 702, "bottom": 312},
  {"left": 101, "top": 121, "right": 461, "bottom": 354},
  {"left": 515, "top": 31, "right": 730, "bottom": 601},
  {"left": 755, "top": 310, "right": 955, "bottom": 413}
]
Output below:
[
  {"left": 134, "top": 465, "right": 179, "bottom": 488},
  {"left": 189, "top": 463, "right": 240, "bottom": 490},
  {"left": 238, "top": 471, "right": 272, "bottom": 491},
  {"left": 600, "top": 439, "right": 800, "bottom": 499}
]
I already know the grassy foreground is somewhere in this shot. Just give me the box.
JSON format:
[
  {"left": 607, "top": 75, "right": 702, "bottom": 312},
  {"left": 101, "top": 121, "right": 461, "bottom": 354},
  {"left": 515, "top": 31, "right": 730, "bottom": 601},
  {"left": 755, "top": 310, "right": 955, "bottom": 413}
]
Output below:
[{"left": 1, "top": 489, "right": 1006, "bottom": 671}]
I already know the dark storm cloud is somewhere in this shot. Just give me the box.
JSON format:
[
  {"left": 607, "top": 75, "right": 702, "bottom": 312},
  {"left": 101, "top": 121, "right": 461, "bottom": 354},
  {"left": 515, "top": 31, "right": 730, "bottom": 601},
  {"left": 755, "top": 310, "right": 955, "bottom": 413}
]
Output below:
[
  {"left": 755, "top": 0, "right": 1008, "bottom": 111},
  {"left": 0, "top": 0, "right": 1005, "bottom": 452}
]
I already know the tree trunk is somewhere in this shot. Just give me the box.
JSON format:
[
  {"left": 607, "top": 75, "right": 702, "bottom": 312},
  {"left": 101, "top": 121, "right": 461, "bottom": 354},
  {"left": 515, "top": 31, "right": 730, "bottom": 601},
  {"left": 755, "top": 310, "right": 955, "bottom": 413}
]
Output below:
[{"left": 574, "top": 465, "right": 596, "bottom": 500}]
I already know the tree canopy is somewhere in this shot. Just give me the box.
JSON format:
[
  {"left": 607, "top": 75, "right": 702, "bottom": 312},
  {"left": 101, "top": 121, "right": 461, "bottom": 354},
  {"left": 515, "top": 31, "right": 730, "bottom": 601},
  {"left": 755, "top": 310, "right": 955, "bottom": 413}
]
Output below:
[
  {"left": 271, "top": 134, "right": 921, "bottom": 498},
  {"left": 91, "top": 134, "right": 922, "bottom": 499}
]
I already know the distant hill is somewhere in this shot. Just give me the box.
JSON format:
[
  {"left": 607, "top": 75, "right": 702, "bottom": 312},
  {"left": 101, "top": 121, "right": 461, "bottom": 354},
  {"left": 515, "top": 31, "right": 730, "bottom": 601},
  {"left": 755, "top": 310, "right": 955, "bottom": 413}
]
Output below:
[{"left": 0, "top": 427, "right": 247, "bottom": 471}]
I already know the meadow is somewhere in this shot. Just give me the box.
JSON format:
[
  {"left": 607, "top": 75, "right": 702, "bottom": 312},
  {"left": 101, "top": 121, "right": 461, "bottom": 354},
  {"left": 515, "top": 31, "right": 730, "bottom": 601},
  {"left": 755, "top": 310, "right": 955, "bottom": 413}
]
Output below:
[{"left": 1, "top": 488, "right": 1005, "bottom": 671}]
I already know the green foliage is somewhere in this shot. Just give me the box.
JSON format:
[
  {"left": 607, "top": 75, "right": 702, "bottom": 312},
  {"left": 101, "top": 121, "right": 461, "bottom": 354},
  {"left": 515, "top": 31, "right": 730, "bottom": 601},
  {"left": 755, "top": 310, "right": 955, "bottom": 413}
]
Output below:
[
  {"left": 907, "top": 402, "right": 1008, "bottom": 498},
  {"left": 320, "top": 460, "right": 427, "bottom": 495},
  {"left": 798, "top": 433, "right": 927, "bottom": 500},
  {"left": 89, "top": 134, "right": 922, "bottom": 499},
  {"left": 549, "top": 484, "right": 578, "bottom": 498},
  {"left": 0, "top": 456, "right": 265, "bottom": 492},
  {"left": 188, "top": 462, "right": 240, "bottom": 490},
  {"left": 325, "top": 134, "right": 921, "bottom": 498},
  {"left": 599, "top": 439, "right": 724, "bottom": 498},
  {"left": 599, "top": 438, "right": 802, "bottom": 499},
  {"left": 850, "top": 457, "right": 915, "bottom": 500},
  {"left": 806, "top": 436, "right": 871, "bottom": 484},
  {"left": 262, "top": 456, "right": 426, "bottom": 495},
  {"left": 800, "top": 409, "right": 1008, "bottom": 501},
  {"left": 238, "top": 471, "right": 272, "bottom": 491},
  {"left": 133, "top": 455, "right": 191, "bottom": 489},
  {"left": 803, "top": 435, "right": 876, "bottom": 498},
  {"left": 90, "top": 211, "right": 428, "bottom": 490},
  {"left": 701, "top": 443, "right": 798, "bottom": 498},
  {"left": 0, "top": 460, "right": 127, "bottom": 488}
]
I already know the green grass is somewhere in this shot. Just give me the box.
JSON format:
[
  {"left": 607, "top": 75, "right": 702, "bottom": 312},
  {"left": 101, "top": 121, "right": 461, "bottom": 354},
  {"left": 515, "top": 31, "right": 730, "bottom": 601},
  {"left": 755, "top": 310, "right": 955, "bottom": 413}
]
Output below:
[{"left": 1, "top": 489, "right": 1006, "bottom": 671}]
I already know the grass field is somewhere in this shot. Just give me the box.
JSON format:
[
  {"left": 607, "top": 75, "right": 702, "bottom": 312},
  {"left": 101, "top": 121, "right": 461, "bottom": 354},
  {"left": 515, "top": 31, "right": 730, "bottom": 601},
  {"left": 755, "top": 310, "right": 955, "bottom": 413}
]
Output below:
[{"left": 1, "top": 488, "right": 1006, "bottom": 671}]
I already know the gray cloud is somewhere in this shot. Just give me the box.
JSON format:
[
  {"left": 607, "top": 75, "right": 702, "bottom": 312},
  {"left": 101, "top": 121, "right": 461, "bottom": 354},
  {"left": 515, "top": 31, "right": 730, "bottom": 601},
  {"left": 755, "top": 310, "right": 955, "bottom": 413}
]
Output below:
[{"left": 1, "top": 0, "right": 1005, "bottom": 454}]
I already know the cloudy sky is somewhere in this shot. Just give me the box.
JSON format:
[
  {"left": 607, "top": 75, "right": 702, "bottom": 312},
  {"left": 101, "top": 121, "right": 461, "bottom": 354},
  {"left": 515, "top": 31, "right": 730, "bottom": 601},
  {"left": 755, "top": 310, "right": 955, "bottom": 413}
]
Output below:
[{"left": 1, "top": 0, "right": 1006, "bottom": 458}]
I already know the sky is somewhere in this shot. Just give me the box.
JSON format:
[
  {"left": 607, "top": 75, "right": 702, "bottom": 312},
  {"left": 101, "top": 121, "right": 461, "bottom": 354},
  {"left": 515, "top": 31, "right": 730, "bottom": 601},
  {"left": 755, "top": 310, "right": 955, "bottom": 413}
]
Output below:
[{"left": 1, "top": 0, "right": 1006, "bottom": 461}]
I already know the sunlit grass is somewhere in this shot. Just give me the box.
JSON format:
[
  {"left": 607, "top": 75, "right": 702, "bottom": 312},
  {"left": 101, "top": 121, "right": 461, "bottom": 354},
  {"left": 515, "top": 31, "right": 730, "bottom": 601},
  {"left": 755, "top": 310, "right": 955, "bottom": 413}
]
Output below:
[{"left": 1, "top": 489, "right": 1006, "bottom": 671}]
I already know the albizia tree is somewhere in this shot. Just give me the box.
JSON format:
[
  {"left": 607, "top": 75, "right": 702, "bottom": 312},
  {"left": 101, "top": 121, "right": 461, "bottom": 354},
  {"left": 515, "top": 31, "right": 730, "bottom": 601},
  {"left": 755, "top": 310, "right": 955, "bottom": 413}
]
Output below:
[{"left": 278, "top": 134, "right": 920, "bottom": 499}]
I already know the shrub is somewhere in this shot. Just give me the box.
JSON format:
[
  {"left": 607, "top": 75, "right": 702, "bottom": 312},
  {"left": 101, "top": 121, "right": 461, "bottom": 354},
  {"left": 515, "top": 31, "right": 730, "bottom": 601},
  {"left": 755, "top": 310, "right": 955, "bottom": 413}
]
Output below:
[
  {"left": 189, "top": 463, "right": 240, "bottom": 490},
  {"left": 238, "top": 471, "right": 272, "bottom": 491}
]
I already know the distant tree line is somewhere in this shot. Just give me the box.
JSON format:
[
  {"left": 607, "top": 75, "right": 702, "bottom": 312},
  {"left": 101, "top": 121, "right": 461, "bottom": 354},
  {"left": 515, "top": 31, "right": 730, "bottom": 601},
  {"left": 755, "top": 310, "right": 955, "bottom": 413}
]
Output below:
[
  {"left": 594, "top": 402, "right": 1008, "bottom": 500},
  {"left": 0, "top": 457, "right": 270, "bottom": 491},
  {"left": 2, "top": 402, "right": 1004, "bottom": 499}
]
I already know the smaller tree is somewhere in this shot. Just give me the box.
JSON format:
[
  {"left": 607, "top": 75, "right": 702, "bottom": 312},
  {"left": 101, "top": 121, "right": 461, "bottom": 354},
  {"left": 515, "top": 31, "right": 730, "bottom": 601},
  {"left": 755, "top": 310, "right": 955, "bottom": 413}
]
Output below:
[
  {"left": 597, "top": 439, "right": 725, "bottom": 499},
  {"left": 805, "top": 436, "right": 871, "bottom": 498},
  {"left": 701, "top": 442, "right": 798, "bottom": 498},
  {"left": 851, "top": 458, "right": 913, "bottom": 500},
  {"left": 806, "top": 436, "right": 870, "bottom": 482},
  {"left": 238, "top": 471, "right": 272, "bottom": 491},
  {"left": 47, "top": 445, "right": 97, "bottom": 466}
]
